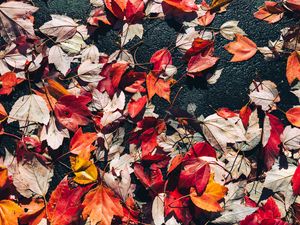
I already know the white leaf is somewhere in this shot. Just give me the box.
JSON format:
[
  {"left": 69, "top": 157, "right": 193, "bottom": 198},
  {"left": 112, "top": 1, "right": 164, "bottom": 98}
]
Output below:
[
  {"left": 40, "top": 116, "right": 69, "bottom": 150},
  {"left": 60, "top": 25, "right": 88, "bottom": 54},
  {"left": 249, "top": 80, "right": 280, "bottom": 111},
  {"left": 109, "top": 153, "right": 134, "bottom": 176},
  {"left": 0, "top": 1, "right": 38, "bottom": 42},
  {"left": 90, "top": 89, "right": 110, "bottom": 111},
  {"left": 152, "top": 193, "right": 165, "bottom": 225},
  {"left": 104, "top": 91, "right": 126, "bottom": 112},
  {"left": 108, "top": 50, "right": 134, "bottom": 65},
  {"left": 281, "top": 126, "right": 300, "bottom": 156},
  {"left": 77, "top": 60, "right": 104, "bottom": 82},
  {"left": 165, "top": 216, "right": 180, "bottom": 225},
  {"left": 12, "top": 157, "right": 53, "bottom": 198},
  {"left": 263, "top": 161, "right": 296, "bottom": 193},
  {"left": 48, "top": 45, "right": 72, "bottom": 75},
  {"left": 176, "top": 28, "right": 200, "bottom": 54},
  {"left": 8, "top": 94, "right": 50, "bottom": 126},
  {"left": 235, "top": 109, "right": 262, "bottom": 151},
  {"left": 121, "top": 23, "right": 143, "bottom": 47},
  {"left": 220, "top": 20, "right": 246, "bottom": 40},
  {"left": 224, "top": 152, "right": 251, "bottom": 180},
  {"left": 81, "top": 45, "right": 100, "bottom": 63},
  {"left": 201, "top": 114, "right": 246, "bottom": 151},
  {"left": 40, "top": 14, "right": 78, "bottom": 42},
  {"left": 213, "top": 203, "right": 257, "bottom": 224}
]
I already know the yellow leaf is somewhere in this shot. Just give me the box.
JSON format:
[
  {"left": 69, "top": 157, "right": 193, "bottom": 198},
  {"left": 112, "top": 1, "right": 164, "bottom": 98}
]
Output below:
[
  {"left": 0, "top": 165, "right": 8, "bottom": 189},
  {"left": 190, "top": 174, "right": 228, "bottom": 212},
  {"left": 0, "top": 200, "right": 23, "bottom": 225},
  {"left": 70, "top": 156, "right": 98, "bottom": 185}
]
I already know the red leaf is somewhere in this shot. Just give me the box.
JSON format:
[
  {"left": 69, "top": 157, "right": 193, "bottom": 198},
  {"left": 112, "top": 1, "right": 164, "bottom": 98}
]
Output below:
[
  {"left": 262, "top": 113, "right": 284, "bottom": 171},
  {"left": 184, "top": 38, "right": 214, "bottom": 60},
  {"left": 70, "top": 128, "right": 98, "bottom": 159},
  {"left": 285, "top": 0, "right": 300, "bottom": 11},
  {"left": 254, "top": 1, "right": 284, "bottom": 24},
  {"left": 184, "top": 142, "right": 216, "bottom": 160},
  {"left": 128, "top": 95, "right": 147, "bottom": 118},
  {"left": 150, "top": 49, "right": 172, "bottom": 72},
  {"left": 165, "top": 188, "right": 192, "bottom": 225},
  {"left": 187, "top": 53, "right": 219, "bottom": 74},
  {"left": 47, "top": 177, "right": 92, "bottom": 225},
  {"left": 54, "top": 95, "right": 92, "bottom": 132},
  {"left": 0, "top": 72, "right": 22, "bottom": 95},
  {"left": 292, "top": 164, "right": 300, "bottom": 195},
  {"left": 239, "top": 105, "right": 252, "bottom": 128},
  {"left": 286, "top": 51, "right": 300, "bottom": 85},
  {"left": 125, "top": 0, "right": 145, "bottom": 23},
  {"left": 224, "top": 34, "right": 257, "bottom": 62},
  {"left": 163, "top": 0, "right": 198, "bottom": 12},
  {"left": 216, "top": 107, "right": 237, "bottom": 119},
  {"left": 241, "top": 197, "right": 282, "bottom": 225}
]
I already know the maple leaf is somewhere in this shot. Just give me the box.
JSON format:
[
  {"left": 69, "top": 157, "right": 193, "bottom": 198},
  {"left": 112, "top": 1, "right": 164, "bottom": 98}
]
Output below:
[
  {"left": 54, "top": 95, "right": 92, "bottom": 132},
  {"left": 190, "top": 174, "right": 228, "bottom": 212},
  {"left": 70, "top": 127, "right": 97, "bottom": 159},
  {"left": 11, "top": 157, "right": 54, "bottom": 198},
  {"left": 48, "top": 45, "right": 72, "bottom": 76},
  {"left": 187, "top": 53, "right": 219, "bottom": 75},
  {"left": 0, "top": 1, "right": 38, "bottom": 42},
  {"left": 210, "top": 0, "right": 233, "bottom": 11},
  {"left": 146, "top": 72, "right": 171, "bottom": 102},
  {"left": 240, "top": 197, "right": 285, "bottom": 225},
  {"left": 224, "top": 34, "right": 257, "bottom": 62},
  {"left": 286, "top": 51, "right": 300, "bottom": 85},
  {"left": 165, "top": 188, "right": 192, "bottom": 225},
  {"left": 150, "top": 49, "right": 173, "bottom": 73},
  {"left": 127, "top": 94, "right": 147, "bottom": 118},
  {"left": 0, "top": 200, "right": 23, "bottom": 225},
  {"left": 40, "top": 15, "right": 79, "bottom": 42},
  {"left": 47, "top": 176, "right": 92, "bottom": 225},
  {"left": 70, "top": 156, "right": 98, "bottom": 185},
  {"left": 82, "top": 185, "right": 124, "bottom": 225},
  {"left": 163, "top": 0, "right": 198, "bottom": 12},
  {"left": 254, "top": 1, "right": 284, "bottom": 24},
  {"left": 7, "top": 94, "right": 50, "bottom": 131}
]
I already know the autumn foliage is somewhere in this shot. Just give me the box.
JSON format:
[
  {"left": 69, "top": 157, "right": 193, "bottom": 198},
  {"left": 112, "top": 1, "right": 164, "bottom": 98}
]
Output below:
[{"left": 0, "top": 0, "right": 300, "bottom": 225}]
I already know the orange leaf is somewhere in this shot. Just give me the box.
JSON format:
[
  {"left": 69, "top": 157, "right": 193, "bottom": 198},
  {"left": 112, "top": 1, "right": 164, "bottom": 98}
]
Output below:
[
  {"left": 146, "top": 72, "right": 171, "bottom": 102},
  {"left": 128, "top": 95, "right": 147, "bottom": 118},
  {"left": 46, "top": 79, "right": 70, "bottom": 99},
  {"left": 163, "top": 0, "right": 198, "bottom": 12},
  {"left": 190, "top": 174, "right": 228, "bottom": 212},
  {"left": 253, "top": 1, "right": 284, "bottom": 24},
  {"left": 286, "top": 106, "right": 300, "bottom": 127},
  {"left": 224, "top": 34, "right": 257, "bottom": 62},
  {"left": 286, "top": 51, "right": 300, "bottom": 85},
  {"left": 20, "top": 198, "right": 45, "bottom": 225},
  {"left": 0, "top": 200, "right": 23, "bottom": 225},
  {"left": 0, "top": 165, "right": 8, "bottom": 189},
  {"left": 82, "top": 185, "right": 124, "bottom": 225},
  {"left": 70, "top": 128, "right": 97, "bottom": 159}
]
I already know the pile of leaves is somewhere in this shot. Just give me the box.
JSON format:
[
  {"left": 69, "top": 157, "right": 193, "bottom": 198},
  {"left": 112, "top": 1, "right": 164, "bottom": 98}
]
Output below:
[{"left": 0, "top": 0, "right": 300, "bottom": 224}]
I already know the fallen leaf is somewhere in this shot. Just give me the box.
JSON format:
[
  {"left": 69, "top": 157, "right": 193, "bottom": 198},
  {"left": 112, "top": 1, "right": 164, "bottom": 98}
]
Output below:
[
  {"left": 220, "top": 20, "right": 246, "bottom": 40},
  {"left": 70, "top": 127, "right": 97, "bottom": 159},
  {"left": 40, "top": 15, "right": 78, "bottom": 42},
  {"left": 7, "top": 94, "right": 50, "bottom": 128},
  {"left": 286, "top": 51, "right": 300, "bottom": 85},
  {"left": 48, "top": 45, "right": 72, "bottom": 76},
  {"left": 20, "top": 198, "right": 45, "bottom": 225},
  {"left": 47, "top": 176, "right": 92, "bottom": 225},
  {"left": 0, "top": 200, "right": 23, "bottom": 225},
  {"left": 190, "top": 174, "right": 228, "bottom": 212},
  {"left": 146, "top": 72, "right": 171, "bottom": 102},
  {"left": 254, "top": 1, "right": 284, "bottom": 24},
  {"left": 224, "top": 34, "right": 257, "bottom": 62},
  {"left": 70, "top": 156, "right": 98, "bottom": 185},
  {"left": 82, "top": 185, "right": 124, "bottom": 225},
  {"left": 163, "top": 0, "right": 198, "bottom": 12},
  {"left": 286, "top": 106, "right": 300, "bottom": 127},
  {"left": 0, "top": 165, "right": 8, "bottom": 189}
]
